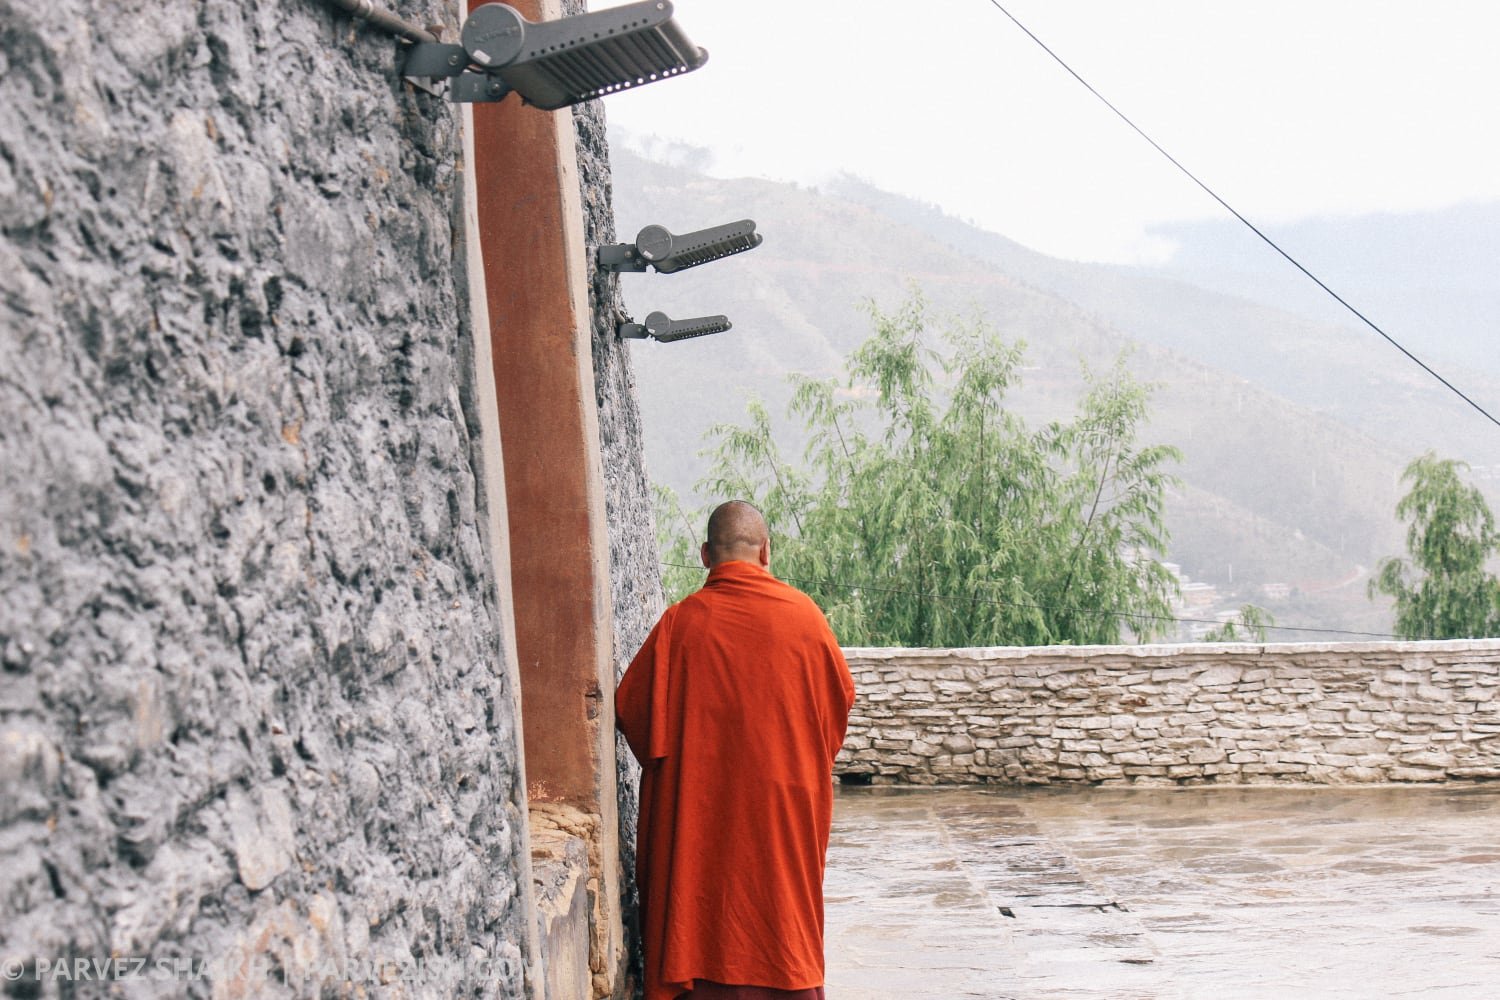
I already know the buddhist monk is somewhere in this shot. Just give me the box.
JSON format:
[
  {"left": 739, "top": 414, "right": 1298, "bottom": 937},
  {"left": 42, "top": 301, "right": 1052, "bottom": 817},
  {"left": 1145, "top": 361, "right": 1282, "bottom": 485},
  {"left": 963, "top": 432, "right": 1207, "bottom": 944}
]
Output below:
[{"left": 616, "top": 500, "right": 855, "bottom": 1000}]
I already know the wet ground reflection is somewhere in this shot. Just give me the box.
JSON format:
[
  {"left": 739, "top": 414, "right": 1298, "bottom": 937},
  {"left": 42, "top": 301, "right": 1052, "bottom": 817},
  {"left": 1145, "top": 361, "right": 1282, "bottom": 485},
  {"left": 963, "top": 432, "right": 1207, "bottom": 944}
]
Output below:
[{"left": 824, "top": 784, "right": 1500, "bottom": 999}]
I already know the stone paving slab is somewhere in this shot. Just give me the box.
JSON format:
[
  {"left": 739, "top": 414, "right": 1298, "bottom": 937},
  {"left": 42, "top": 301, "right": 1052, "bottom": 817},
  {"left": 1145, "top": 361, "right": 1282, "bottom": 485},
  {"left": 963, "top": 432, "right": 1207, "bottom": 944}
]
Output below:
[{"left": 824, "top": 785, "right": 1500, "bottom": 999}]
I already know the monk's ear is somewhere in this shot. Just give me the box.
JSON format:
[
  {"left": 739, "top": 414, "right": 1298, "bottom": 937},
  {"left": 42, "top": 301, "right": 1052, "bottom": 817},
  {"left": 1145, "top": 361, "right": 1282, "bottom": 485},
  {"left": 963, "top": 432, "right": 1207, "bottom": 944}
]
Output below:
[
  {"left": 700, "top": 542, "right": 711, "bottom": 569},
  {"left": 757, "top": 537, "right": 770, "bottom": 569}
]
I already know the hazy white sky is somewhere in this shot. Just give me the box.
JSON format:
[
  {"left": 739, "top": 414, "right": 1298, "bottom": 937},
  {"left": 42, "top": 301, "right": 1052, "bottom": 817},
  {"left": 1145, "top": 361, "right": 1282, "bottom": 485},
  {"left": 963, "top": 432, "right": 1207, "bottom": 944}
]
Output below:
[{"left": 600, "top": 0, "right": 1500, "bottom": 264}]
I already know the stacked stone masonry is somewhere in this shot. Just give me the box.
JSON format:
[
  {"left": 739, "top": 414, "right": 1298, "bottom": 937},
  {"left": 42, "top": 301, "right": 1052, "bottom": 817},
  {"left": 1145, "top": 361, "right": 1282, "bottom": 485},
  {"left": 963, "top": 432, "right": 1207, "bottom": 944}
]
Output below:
[
  {"left": 0, "top": 1, "right": 537, "bottom": 994},
  {"left": 837, "top": 642, "right": 1500, "bottom": 785}
]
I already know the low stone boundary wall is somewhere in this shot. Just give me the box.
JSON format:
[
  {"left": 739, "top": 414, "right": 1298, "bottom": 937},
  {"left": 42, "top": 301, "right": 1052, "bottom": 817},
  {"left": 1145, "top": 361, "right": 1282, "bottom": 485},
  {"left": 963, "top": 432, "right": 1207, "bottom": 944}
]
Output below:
[{"left": 836, "top": 641, "right": 1500, "bottom": 785}]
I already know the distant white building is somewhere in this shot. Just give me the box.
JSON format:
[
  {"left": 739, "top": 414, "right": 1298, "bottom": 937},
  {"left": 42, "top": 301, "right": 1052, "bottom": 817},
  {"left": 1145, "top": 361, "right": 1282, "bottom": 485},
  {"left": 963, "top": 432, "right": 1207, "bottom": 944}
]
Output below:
[{"left": 1179, "top": 581, "right": 1218, "bottom": 609}]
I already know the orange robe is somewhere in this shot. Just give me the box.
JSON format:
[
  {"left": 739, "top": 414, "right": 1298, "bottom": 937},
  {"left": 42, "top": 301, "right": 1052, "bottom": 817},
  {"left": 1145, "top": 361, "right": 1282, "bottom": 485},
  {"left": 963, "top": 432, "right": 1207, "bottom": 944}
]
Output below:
[{"left": 616, "top": 560, "right": 855, "bottom": 1000}]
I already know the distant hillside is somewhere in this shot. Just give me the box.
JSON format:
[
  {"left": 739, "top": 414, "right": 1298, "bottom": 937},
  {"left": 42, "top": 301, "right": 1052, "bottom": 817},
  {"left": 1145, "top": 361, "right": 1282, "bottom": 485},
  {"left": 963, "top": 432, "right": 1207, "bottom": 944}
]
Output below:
[
  {"left": 825, "top": 177, "right": 1500, "bottom": 472},
  {"left": 606, "top": 145, "right": 1497, "bottom": 638},
  {"left": 1151, "top": 204, "right": 1500, "bottom": 382}
]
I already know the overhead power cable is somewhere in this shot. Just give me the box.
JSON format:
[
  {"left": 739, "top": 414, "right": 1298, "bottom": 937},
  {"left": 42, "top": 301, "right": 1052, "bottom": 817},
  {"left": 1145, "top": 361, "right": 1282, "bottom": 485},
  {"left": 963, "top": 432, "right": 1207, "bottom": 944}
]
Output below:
[
  {"left": 661, "top": 563, "right": 1411, "bottom": 641},
  {"left": 982, "top": 1, "right": 1500, "bottom": 432}
]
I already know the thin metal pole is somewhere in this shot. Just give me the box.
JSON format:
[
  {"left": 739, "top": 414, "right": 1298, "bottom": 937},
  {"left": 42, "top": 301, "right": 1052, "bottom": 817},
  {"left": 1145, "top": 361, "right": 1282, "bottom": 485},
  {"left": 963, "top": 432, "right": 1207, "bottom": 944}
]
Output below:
[{"left": 324, "top": 0, "right": 438, "bottom": 45}]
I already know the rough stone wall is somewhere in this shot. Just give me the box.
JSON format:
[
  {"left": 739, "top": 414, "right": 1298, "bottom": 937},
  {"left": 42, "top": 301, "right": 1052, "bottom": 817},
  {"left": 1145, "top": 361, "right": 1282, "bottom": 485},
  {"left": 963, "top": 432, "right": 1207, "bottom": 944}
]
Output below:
[
  {"left": 570, "top": 83, "right": 663, "bottom": 995},
  {"left": 1, "top": 1, "right": 532, "bottom": 994},
  {"left": 839, "top": 642, "right": 1500, "bottom": 785}
]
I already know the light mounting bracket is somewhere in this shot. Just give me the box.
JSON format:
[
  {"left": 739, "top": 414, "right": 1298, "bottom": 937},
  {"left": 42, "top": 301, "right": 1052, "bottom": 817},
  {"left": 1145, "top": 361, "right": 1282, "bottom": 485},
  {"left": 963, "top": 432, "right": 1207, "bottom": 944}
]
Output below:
[{"left": 402, "top": 0, "right": 707, "bottom": 107}]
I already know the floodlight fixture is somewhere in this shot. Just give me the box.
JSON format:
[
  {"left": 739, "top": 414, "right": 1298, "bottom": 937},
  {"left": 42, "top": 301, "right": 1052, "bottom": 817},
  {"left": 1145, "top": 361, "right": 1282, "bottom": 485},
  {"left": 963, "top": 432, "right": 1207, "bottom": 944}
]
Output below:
[
  {"left": 402, "top": 0, "right": 707, "bottom": 106},
  {"left": 598, "top": 220, "right": 762, "bottom": 274},
  {"left": 619, "top": 311, "right": 732, "bottom": 344}
]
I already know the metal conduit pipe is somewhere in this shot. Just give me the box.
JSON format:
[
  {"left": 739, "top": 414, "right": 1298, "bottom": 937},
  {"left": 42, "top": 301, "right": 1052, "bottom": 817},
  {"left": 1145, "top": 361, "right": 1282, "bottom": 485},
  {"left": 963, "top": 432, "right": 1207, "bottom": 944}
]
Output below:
[{"left": 324, "top": 0, "right": 437, "bottom": 45}]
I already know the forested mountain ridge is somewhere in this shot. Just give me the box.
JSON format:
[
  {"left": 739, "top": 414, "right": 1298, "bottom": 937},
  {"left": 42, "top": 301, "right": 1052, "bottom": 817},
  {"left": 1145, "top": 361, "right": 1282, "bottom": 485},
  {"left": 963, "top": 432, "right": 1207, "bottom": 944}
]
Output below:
[{"left": 608, "top": 145, "right": 1500, "bottom": 638}]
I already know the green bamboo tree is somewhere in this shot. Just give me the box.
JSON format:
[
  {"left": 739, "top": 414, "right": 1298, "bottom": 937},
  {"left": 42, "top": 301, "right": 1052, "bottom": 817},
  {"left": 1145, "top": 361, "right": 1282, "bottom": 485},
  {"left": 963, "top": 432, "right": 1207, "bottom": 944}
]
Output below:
[
  {"left": 664, "top": 289, "right": 1182, "bottom": 647},
  {"left": 1369, "top": 453, "right": 1500, "bottom": 639}
]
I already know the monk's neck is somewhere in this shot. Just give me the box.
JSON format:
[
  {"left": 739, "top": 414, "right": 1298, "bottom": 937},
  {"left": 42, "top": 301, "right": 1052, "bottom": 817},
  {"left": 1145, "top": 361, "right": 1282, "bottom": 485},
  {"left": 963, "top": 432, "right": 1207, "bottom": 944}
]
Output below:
[{"left": 706, "top": 559, "right": 769, "bottom": 580}]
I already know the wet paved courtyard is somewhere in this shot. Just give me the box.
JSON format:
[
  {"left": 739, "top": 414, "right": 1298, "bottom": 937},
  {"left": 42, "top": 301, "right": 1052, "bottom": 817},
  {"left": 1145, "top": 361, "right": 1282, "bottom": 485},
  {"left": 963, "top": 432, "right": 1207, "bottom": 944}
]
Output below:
[{"left": 824, "top": 784, "right": 1500, "bottom": 999}]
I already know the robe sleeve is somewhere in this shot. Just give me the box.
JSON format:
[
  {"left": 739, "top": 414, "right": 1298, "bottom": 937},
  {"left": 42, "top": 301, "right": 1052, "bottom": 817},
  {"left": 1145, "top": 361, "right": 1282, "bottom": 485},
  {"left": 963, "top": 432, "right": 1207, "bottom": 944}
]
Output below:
[
  {"left": 616, "top": 606, "right": 676, "bottom": 764},
  {"left": 825, "top": 640, "right": 856, "bottom": 762}
]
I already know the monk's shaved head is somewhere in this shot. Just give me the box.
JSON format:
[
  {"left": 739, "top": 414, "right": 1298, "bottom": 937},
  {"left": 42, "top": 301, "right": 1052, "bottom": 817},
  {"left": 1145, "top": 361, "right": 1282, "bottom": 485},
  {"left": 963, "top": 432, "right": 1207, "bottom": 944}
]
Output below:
[{"left": 703, "top": 500, "right": 770, "bottom": 566}]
